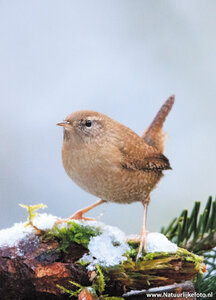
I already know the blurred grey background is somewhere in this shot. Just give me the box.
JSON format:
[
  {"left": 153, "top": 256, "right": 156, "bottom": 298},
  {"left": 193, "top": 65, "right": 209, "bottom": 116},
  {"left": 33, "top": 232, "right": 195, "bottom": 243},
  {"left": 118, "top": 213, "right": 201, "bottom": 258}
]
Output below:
[{"left": 0, "top": 0, "right": 215, "bottom": 234}]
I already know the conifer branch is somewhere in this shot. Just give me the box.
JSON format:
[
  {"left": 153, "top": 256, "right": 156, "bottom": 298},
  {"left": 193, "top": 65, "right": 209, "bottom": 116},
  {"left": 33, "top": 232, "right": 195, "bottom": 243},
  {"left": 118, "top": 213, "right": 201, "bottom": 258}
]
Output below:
[{"left": 161, "top": 196, "right": 216, "bottom": 254}]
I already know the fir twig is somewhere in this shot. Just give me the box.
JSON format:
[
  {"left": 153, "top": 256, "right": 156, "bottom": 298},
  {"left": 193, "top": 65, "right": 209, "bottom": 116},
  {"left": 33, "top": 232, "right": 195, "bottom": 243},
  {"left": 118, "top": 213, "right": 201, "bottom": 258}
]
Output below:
[
  {"left": 161, "top": 196, "right": 216, "bottom": 254},
  {"left": 161, "top": 196, "right": 216, "bottom": 296}
]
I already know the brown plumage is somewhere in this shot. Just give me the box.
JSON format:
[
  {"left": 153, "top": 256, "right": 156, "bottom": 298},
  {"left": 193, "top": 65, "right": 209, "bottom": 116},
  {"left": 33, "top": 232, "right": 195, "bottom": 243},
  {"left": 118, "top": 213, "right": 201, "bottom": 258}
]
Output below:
[
  {"left": 142, "top": 95, "right": 175, "bottom": 153},
  {"left": 57, "top": 95, "right": 175, "bottom": 258}
]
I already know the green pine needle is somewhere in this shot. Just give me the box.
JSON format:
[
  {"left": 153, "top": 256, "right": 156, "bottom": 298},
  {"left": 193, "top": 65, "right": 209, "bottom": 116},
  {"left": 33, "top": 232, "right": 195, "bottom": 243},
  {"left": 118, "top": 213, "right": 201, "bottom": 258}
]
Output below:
[
  {"left": 161, "top": 196, "right": 216, "bottom": 254},
  {"left": 161, "top": 196, "right": 216, "bottom": 296}
]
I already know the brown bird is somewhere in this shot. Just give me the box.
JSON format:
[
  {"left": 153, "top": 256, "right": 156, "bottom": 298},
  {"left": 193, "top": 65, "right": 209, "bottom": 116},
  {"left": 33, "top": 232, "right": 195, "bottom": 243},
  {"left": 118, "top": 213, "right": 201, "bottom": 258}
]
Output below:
[{"left": 57, "top": 95, "right": 174, "bottom": 258}]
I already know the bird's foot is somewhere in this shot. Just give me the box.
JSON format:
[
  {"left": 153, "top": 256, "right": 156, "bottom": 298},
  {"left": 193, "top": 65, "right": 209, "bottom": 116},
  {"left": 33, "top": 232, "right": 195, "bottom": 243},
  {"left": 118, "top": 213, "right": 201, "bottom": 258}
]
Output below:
[
  {"left": 136, "top": 231, "right": 149, "bottom": 262},
  {"left": 70, "top": 210, "right": 96, "bottom": 221},
  {"left": 55, "top": 210, "right": 95, "bottom": 224}
]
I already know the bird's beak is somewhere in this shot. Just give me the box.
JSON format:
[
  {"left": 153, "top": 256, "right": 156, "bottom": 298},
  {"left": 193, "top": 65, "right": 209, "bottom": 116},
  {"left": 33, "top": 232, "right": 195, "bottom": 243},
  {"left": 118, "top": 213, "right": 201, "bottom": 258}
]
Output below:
[{"left": 56, "top": 120, "right": 70, "bottom": 128}]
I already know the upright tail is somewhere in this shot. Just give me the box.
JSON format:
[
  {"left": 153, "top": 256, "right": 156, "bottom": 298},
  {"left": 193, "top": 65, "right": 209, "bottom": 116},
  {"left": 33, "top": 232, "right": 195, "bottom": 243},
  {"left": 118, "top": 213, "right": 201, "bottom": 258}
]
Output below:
[{"left": 142, "top": 95, "right": 175, "bottom": 153}]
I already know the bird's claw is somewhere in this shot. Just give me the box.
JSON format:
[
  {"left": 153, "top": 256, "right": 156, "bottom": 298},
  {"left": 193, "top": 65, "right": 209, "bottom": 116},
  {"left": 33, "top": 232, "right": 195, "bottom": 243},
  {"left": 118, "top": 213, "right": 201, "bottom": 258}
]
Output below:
[
  {"left": 136, "top": 231, "right": 149, "bottom": 262},
  {"left": 70, "top": 210, "right": 96, "bottom": 221},
  {"left": 55, "top": 211, "right": 96, "bottom": 225}
]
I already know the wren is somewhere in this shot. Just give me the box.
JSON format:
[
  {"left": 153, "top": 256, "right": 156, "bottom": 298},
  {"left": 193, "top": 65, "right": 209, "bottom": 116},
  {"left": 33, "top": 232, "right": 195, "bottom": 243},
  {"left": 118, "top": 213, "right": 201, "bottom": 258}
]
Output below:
[{"left": 57, "top": 95, "right": 174, "bottom": 258}]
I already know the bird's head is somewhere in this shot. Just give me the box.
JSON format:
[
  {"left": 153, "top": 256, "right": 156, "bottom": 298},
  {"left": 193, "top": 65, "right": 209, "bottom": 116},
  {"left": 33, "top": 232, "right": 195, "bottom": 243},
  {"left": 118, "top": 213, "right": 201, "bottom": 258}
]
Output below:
[{"left": 57, "top": 110, "right": 113, "bottom": 145}]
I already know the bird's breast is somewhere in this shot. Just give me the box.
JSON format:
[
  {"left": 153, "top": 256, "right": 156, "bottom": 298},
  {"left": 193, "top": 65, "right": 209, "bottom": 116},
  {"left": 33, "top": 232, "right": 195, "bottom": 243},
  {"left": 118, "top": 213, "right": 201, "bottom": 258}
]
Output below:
[
  {"left": 62, "top": 142, "right": 162, "bottom": 203},
  {"left": 62, "top": 143, "right": 116, "bottom": 196}
]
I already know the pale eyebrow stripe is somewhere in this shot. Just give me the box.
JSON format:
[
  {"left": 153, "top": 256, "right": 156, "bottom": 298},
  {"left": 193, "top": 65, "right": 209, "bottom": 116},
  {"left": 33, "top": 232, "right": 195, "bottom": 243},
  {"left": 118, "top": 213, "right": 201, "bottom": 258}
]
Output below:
[{"left": 87, "top": 117, "right": 102, "bottom": 121}]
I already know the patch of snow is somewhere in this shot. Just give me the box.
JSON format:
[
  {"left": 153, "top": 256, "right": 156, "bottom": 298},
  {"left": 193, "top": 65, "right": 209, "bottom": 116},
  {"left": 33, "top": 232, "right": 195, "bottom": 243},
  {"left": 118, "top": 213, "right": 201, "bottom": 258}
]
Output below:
[
  {"left": 33, "top": 213, "right": 57, "bottom": 230},
  {"left": 127, "top": 233, "right": 177, "bottom": 253},
  {"left": 80, "top": 221, "right": 130, "bottom": 270},
  {"left": 147, "top": 232, "right": 177, "bottom": 253},
  {"left": 0, "top": 213, "right": 58, "bottom": 248},
  {"left": 0, "top": 222, "right": 32, "bottom": 248}
]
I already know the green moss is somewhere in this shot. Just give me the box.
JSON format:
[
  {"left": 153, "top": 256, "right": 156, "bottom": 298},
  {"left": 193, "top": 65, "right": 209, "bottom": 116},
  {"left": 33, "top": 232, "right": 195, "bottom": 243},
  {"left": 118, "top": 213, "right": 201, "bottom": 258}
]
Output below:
[
  {"left": 44, "top": 221, "right": 102, "bottom": 252},
  {"left": 57, "top": 281, "right": 85, "bottom": 297},
  {"left": 102, "top": 245, "right": 204, "bottom": 291},
  {"left": 79, "top": 259, "right": 89, "bottom": 267},
  {"left": 95, "top": 264, "right": 105, "bottom": 294},
  {"left": 176, "top": 247, "right": 204, "bottom": 274},
  {"left": 126, "top": 241, "right": 203, "bottom": 271},
  {"left": 126, "top": 241, "right": 139, "bottom": 259}
]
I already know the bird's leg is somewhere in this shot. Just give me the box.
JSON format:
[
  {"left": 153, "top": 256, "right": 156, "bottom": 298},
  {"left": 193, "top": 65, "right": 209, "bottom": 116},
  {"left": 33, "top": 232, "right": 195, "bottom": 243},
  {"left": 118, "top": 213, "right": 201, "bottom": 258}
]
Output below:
[
  {"left": 70, "top": 199, "right": 105, "bottom": 220},
  {"left": 55, "top": 199, "right": 105, "bottom": 224},
  {"left": 136, "top": 198, "right": 149, "bottom": 261}
]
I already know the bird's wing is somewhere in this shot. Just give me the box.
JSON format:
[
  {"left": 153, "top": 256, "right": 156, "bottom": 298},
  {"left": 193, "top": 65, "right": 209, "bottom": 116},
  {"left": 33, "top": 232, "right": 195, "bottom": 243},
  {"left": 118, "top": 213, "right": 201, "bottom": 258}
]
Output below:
[
  {"left": 142, "top": 95, "right": 175, "bottom": 153},
  {"left": 121, "top": 151, "right": 171, "bottom": 171},
  {"left": 118, "top": 138, "right": 171, "bottom": 172}
]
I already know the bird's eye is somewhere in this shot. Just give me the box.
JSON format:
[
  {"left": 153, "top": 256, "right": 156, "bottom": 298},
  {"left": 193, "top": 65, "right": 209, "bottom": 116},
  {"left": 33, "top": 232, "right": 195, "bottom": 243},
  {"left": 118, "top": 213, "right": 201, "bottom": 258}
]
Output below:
[{"left": 85, "top": 120, "right": 92, "bottom": 127}]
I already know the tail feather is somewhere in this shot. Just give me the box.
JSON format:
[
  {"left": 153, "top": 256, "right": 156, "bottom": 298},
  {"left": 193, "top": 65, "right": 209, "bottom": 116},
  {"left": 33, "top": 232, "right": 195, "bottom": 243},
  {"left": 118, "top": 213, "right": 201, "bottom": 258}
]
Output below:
[{"left": 142, "top": 95, "right": 175, "bottom": 153}]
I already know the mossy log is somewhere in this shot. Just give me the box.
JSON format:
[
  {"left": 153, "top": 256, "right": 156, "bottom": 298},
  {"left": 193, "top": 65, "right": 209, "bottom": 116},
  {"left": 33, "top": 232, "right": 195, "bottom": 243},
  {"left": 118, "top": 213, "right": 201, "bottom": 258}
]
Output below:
[
  {"left": 0, "top": 229, "right": 204, "bottom": 300},
  {"left": 105, "top": 249, "right": 202, "bottom": 291}
]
